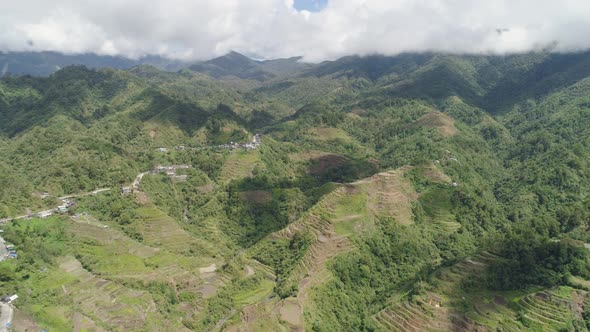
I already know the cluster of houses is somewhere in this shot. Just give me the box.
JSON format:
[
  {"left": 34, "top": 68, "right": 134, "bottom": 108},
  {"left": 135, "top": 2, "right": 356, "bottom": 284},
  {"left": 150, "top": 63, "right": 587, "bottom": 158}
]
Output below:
[
  {"left": 0, "top": 231, "right": 15, "bottom": 259},
  {"left": 216, "top": 133, "right": 262, "bottom": 150},
  {"left": 57, "top": 199, "right": 74, "bottom": 213},
  {"left": 0, "top": 192, "right": 87, "bottom": 223},
  {"left": 434, "top": 152, "right": 459, "bottom": 187},
  {"left": 5, "top": 244, "right": 16, "bottom": 259},
  {"left": 155, "top": 134, "right": 263, "bottom": 153},
  {"left": 121, "top": 165, "right": 192, "bottom": 195},
  {"left": 156, "top": 146, "right": 187, "bottom": 153},
  {"left": 34, "top": 198, "right": 75, "bottom": 219},
  {"left": 0, "top": 294, "right": 18, "bottom": 303},
  {"left": 152, "top": 165, "right": 191, "bottom": 182}
]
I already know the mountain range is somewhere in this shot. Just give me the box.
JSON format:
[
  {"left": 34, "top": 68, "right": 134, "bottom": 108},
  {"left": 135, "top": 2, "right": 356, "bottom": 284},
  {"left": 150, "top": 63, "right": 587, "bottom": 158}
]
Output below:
[{"left": 0, "top": 49, "right": 590, "bottom": 331}]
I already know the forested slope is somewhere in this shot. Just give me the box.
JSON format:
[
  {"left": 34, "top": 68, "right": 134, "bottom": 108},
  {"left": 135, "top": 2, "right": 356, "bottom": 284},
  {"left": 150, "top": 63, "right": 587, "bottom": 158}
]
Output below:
[{"left": 1, "top": 51, "right": 590, "bottom": 331}]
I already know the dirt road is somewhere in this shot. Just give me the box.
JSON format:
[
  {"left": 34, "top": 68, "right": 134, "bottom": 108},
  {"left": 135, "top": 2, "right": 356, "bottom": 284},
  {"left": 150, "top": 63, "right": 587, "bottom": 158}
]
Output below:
[{"left": 0, "top": 303, "right": 13, "bottom": 332}]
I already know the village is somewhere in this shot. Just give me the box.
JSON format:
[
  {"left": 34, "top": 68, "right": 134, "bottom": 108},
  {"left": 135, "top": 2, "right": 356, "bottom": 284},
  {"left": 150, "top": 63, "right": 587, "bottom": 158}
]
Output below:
[
  {"left": 121, "top": 164, "right": 192, "bottom": 195},
  {"left": 154, "top": 133, "right": 262, "bottom": 153},
  {"left": 215, "top": 133, "right": 262, "bottom": 150},
  {"left": 0, "top": 134, "right": 267, "bottom": 329},
  {"left": 0, "top": 133, "right": 264, "bottom": 222}
]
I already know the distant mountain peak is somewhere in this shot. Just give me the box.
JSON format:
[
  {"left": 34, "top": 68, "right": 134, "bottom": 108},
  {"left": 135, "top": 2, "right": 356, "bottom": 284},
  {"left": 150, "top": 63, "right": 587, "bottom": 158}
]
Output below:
[
  {"left": 189, "top": 51, "right": 310, "bottom": 81},
  {"left": 206, "top": 51, "right": 259, "bottom": 70}
]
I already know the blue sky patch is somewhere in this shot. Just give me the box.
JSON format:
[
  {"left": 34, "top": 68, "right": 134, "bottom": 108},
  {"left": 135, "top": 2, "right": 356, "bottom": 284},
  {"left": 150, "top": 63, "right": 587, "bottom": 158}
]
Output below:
[{"left": 293, "top": 0, "right": 327, "bottom": 12}]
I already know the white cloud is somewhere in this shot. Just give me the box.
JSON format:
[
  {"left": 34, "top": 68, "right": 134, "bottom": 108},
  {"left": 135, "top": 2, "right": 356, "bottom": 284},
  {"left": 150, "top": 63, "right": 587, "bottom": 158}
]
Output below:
[{"left": 0, "top": 0, "right": 589, "bottom": 62}]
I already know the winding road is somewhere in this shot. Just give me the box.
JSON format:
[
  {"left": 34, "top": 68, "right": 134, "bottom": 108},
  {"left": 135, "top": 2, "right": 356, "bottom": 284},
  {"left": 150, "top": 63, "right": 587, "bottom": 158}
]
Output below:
[
  {"left": 133, "top": 172, "right": 149, "bottom": 190},
  {"left": 0, "top": 303, "right": 13, "bottom": 332},
  {"left": 0, "top": 188, "right": 112, "bottom": 224},
  {"left": 0, "top": 237, "right": 7, "bottom": 262}
]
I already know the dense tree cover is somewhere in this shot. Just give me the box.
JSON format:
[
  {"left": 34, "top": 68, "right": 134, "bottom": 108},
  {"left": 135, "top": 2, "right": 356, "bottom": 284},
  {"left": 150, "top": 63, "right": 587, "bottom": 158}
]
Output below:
[
  {"left": 310, "top": 220, "right": 439, "bottom": 331},
  {"left": 0, "top": 217, "right": 68, "bottom": 305},
  {"left": 1, "top": 51, "right": 590, "bottom": 330},
  {"left": 251, "top": 232, "right": 312, "bottom": 298},
  {"left": 488, "top": 229, "right": 590, "bottom": 290}
]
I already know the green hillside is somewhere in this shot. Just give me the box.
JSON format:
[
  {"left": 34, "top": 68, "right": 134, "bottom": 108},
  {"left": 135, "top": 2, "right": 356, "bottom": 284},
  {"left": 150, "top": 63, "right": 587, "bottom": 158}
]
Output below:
[{"left": 1, "top": 51, "right": 590, "bottom": 331}]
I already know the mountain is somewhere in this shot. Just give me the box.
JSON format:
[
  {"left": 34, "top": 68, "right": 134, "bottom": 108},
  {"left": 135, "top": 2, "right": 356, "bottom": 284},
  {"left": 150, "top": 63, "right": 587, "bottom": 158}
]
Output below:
[
  {"left": 1, "top": 51, "right": 590, "bottom": 331},
  {"left": 188, "top": 51, "right": 311, "bottom": 81},
  {"left": 0, "top": 51, "right": 188, "bottom": 77}
]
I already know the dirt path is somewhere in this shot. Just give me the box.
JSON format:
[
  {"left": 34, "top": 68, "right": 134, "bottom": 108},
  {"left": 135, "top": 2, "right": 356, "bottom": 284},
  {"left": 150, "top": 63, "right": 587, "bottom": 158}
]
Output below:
[
  {"left": 59, "top": 188, "right": 111, "bottom": 200},
  {"left": 199, "top": 263, "right": 217, "bottom": 274},
  {"left": 133, "top": 172, "right": 149, "bottom": 190},
  {"left": 0, "top": 303, "right": 13, "bottom": 332},
  {"left": 0, "top": 237, "right": 7, "bottom": 262}
]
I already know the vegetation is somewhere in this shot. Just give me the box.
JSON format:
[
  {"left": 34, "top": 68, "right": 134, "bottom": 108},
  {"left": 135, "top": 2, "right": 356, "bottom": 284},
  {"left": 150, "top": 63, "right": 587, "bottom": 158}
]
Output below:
[{"left": 2, "top": 51, "right": 590, "bottom": 330}]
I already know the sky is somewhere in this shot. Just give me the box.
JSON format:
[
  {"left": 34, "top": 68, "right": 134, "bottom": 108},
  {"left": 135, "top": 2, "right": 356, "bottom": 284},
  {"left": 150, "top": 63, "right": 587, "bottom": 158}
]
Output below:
[
  {"left": 0, "top": 0, "right": 589, "bottom": 62},
  {"left": 293, "top": 0, "right": 328, "bottom": 12}
]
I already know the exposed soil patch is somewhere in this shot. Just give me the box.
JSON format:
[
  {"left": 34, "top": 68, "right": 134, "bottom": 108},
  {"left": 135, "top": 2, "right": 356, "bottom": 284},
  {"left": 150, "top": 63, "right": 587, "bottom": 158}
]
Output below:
[
  {"left": 422, "top": 164, "right": 452, "bottom": 183},
  {"left": 350, "top": 108, "right": 367, "bottom": 116},
  {"left": 493, "top": 295, "right": 507, "bottom": 306},
  {"left": 199, "top": 263, "right": 217, "bottom": 274},
  {"left": 198, "top": 284, "right": 218, "bottom": 299},
  {"left": 239, "top": 190, "right": 272, "bottom": 204},
  {"left": 363, "top": 170, "right": 418, "bottom": 225},
  {"left": 572, "top": 290, "right": 586, "bottom": 319},
  {"left": 72, "top": 312, "right": 106, "bottom": 332},
  {"left": 245, "top": 265, "right": 254, "bottom": 277},
  {"left": 288, "top": 150, "right": 332, "bottom": 162},
  {"left": 12, "top": 309, "right": 42, "bottom": 332},
  {"left": 411, "top": 111, "right": 458, "bottom": 137},
  {"left": 308, "top": 127, "right": 353, "bottom": 143},
  {"left": 309, "top": 154, "right": 348, "bottom": 175},
  {"left": 134, "top": 191, "right": 151, "bottom": 205},
  {"left": 279, "top": 300, "right": 303, "bottom": 327}
]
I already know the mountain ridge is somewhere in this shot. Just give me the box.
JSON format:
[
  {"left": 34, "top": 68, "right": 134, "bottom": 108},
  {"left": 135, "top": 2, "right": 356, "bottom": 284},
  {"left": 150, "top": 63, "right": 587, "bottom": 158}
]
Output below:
[{"left": 1, "top": 50, "right": 590, "bottom": 331}]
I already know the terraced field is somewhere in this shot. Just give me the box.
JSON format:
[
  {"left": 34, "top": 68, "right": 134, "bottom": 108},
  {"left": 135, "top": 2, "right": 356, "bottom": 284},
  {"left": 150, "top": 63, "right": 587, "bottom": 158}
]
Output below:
[
  {"left": 285, "top": 169, "right": 418, "bottom": 297},
  {"left": 308, "top": 127, "right": 353, "bottom": 142},
  {"left": 219, "top": 150, "right": 261, "bottom": 183},
  {"left": 223, "top": 169, "right": 420, "bottom": 331},
  {"left": 360, "top": 169, "right": 418, "bottom": 225},
  {"left": 278, "top": 185, "right": 355, "bottom": 303},
  {"left": 69, "top": 220, "right": 159, "bottom": 261},
  {"left": 135, "top": 206, "right": 199, "bottom": 254},
  {"left": 187, "top": 196, "right": 236, "bottom": 256},
  {"left": 418, "top": 186, "right": 461, "bottom": 233},
  {"left": 42, "top": 256, "right": 168, "bottom": 331},
  {"left": 373, "top": 252, "right": 588, "bottom": 332}
]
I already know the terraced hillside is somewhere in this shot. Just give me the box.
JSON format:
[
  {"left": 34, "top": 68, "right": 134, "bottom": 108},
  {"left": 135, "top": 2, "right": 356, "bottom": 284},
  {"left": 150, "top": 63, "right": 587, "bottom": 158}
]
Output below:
[
  {"left": 223, "top": 169, "right": 419, "bottom": 331},
  {"left": 374, "top": 252, "right": 589, "bottom": 332},
  {"left": 57, "top": 257, "right": 166, "bottom": 331},
  {"left": 3, "top": 51, "right": 590, "bottom": 331},
  {"left": 219, "top": 150, "right": 261, "bottom": 183},
  {"left": 418, "top": 186, "right": 461, "bottom": 233},
  {"left": 135, "top": 206, "right": 198, "bottom": 254}
]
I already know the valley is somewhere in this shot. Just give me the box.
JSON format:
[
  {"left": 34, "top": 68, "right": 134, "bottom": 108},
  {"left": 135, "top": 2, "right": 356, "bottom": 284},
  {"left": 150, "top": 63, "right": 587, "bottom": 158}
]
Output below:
[{"left": 0, "top": 51, "right": 590, "bottom": 331}]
